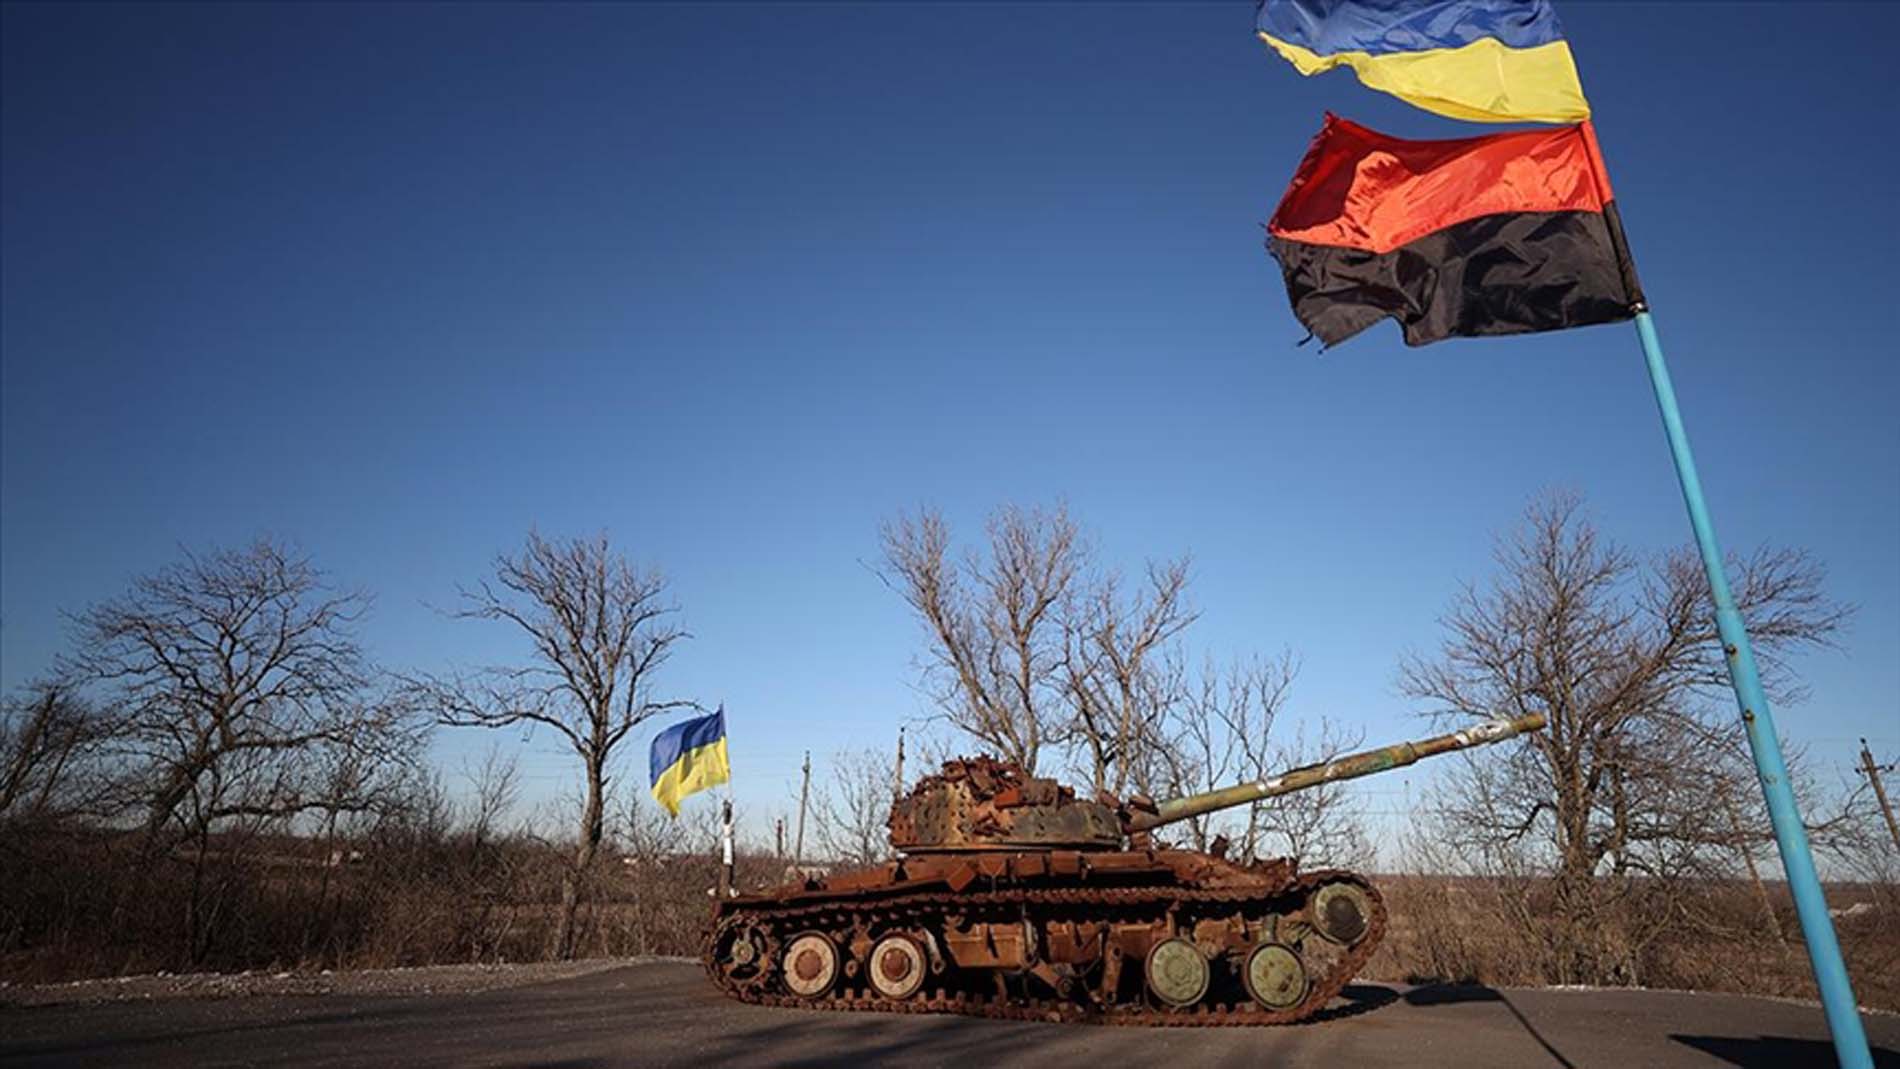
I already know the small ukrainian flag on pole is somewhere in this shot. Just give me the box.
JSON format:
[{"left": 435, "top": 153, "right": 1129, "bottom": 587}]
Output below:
[{"left": 649, "top": 707, "right": 730, "bottom": 816}]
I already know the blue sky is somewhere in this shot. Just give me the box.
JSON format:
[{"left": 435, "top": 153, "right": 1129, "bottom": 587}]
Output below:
[{"left": 4, "top": 3, "right": 1896, "bottom": 844}]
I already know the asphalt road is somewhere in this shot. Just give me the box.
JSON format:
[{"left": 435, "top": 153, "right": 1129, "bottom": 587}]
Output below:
[{"left": 4, "top": 962, "right": 1897, "bottom": 1068}]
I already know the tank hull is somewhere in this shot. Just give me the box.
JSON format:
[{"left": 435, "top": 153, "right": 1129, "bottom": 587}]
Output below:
[{"left": 702, "top": 848, "right": 1386, "bottom": 1025}]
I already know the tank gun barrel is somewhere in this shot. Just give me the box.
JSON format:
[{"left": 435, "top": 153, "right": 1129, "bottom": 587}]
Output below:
[{"left": 1126, "top": 713, "right": 1546, "bottom": 833}]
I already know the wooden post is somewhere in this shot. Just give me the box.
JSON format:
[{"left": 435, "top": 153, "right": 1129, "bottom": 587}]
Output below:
[{"left": 1861, "top": 738, "right": 1900, "bottom": 854}]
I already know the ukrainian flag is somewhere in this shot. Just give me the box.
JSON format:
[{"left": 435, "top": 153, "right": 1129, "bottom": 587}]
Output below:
[
  {"left": 1256, "top": 0, "right": 1589, "bottom": 123},
  {"left": 649, "top": 709, "right": 730, "bottom": 816}
]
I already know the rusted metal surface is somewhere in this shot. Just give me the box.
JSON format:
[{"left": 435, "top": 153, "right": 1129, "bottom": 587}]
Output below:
[
  {"left": 706, "top": 847, "right": 1384, "bottom": 1024},
  {"left": 888, "top": 756, "right": 1123, "bottom": 852},
  {"left": 703, "top": 866, "right": 1388, "bottom": 1026},
  {"left": 704, "top": 716, "right": 1543, "bottom": 1026},
  {"left": 1132, "top": 712, "right": 1546, "bottom": 832}
]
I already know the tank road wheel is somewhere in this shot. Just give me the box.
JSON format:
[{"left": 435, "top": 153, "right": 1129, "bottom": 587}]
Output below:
[
  {"left": 1144, "top": 937, "right": 1210, "bottom": 1009},
  {"left": 1311, "top": 882, "right": 1373, "bottom": 945},
  {"left": 1244, "top": 942, "right": 1308, "bottom": 1011},
  {"left": 782, "top": 932, "right": 840, "bottom": 999},
  {"left": 868, "top": 934, "right": 927, "bottom": 1001},
  {"left": 719, "top": 923, "right": 770, "bottom": 983}
]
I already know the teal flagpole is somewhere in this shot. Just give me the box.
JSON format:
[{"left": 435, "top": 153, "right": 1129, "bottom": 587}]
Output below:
[{"left": 1632, "top": 309, "right": 1873, "bottom": 1069}]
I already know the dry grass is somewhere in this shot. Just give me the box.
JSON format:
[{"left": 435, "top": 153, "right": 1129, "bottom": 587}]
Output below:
[
  {"left": 0, "top": 821, "right": 764, "bottom": 985},
  {"left": 1365, "top": 873, "right": 1900, "bottom": 1012}
]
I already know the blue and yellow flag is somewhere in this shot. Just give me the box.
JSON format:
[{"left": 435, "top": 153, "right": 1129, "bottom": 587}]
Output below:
[
  {"left": 649, "top": 709, "right": 730, "bottom": 816},
  {"left": 1255, "top": 0, "right": 1589, "bottom": 123}
]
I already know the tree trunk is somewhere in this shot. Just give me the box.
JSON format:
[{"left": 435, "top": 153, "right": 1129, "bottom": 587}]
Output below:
[{"left": 554, "top": 757, "right": 607, "bottom": 960}]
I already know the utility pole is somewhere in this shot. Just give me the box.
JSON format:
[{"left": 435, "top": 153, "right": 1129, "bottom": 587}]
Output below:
[
  {"left": 774, "top": 817, "right": 785, "bottom": 862},
  {"left": 792, "top": 750, "right": 811, "bottom": 871},
  {"left": 894, "top": 727, "right": 906, "bottom": 800},
  {"left": 1860, "top": 738, "right": 1900, "bottom": 854}
]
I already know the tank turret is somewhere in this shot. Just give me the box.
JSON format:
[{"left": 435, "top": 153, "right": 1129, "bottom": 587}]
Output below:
[
  {"left": 705, "top": 713, "right": 1545, "bottom": 1025},
  {"left": 886, "top": 754, "right": 1123, "bottom": 852}
]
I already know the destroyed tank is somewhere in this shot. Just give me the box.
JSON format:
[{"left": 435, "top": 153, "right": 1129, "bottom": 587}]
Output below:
[{"left": 704, "top": 713, "right": 1544, "bottom": 1025}]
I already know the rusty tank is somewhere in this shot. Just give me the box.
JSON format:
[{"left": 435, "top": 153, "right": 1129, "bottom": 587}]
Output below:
[{"left": 703, "top": 713, "right": 1544, "bottom": 1025}]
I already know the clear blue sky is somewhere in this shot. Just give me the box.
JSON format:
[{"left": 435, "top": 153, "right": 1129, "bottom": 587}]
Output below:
[{"left": 4, "top": 3, "right": 1896, "bottom": 842}]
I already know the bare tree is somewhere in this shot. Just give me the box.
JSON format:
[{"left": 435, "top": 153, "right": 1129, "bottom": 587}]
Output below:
[
  {"left": 881, "top": 504, "right": 1200, "bottom": 791},
  {"left": 882, "top": 503, "right": 1362, "bottom": 850},
  {"left": 462, "top": 745, "right": 522, "bottom": 853},
  {"left": 0, "top": 680, "right": 114, "bottom": 825},
  {"left": 1149, "top": 654, "right": 1368, "bottom": 866},
  {"left": 880, "top": 506, "right": 1081, "bottom": 773},
  {"left": 1400, "top": 492, "right": 1847, "bottom": 984},
  {"left": 412, "top": 532, "right": 695, "bottom": 959},
  {"left": 1254, "top": 717, "right": 1374, "bottom": 868},
  {"left": 619, "top": 788, "right": 691, "bottom": 867},
  {"left": 66, "top": 539, "right": 421, "bottom": 856},
  {"left": 1060, "top": 560, "right": 1196, "bottom": 795},
  {"left": 811, "top": 747, "right": 897, "bottom": 867}
]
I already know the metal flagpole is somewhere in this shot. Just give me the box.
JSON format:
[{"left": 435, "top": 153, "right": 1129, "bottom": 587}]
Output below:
[{"left": 1632, "top": 310, "right": 1873, "bottom": 1069}]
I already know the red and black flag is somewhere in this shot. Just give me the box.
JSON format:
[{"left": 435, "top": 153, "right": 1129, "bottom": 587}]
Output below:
[{"left": 1266, "top": 114, "right": 1643, "bottom": 348}]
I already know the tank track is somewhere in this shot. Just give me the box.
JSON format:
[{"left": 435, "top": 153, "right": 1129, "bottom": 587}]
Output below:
[{"left": 703, "top": 868, "right": 1386, "bottom": 1026}]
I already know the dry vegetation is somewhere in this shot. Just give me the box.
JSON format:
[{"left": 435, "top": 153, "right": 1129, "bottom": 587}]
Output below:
[
  {"left": 0, "top": 786, "right": 771, "bottom": 984},
  {"left": 1366, "top": 874, "right": 1899, "bottom": 1013}
]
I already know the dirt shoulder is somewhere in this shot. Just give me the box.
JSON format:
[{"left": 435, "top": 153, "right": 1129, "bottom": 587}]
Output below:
[{"left": 0, "top": 956, "right": 691, "bottom": 1008}]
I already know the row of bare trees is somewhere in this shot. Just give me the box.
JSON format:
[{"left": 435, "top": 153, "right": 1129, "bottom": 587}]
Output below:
[
  {"left": 1, "top": 543, "right": 424, "bottom": 850},
  {"left": 0, "top": 531, "right": 703, "bottom": 968},
  {"left": 878, "top": 503, "right": 1367, "bottom": 866}
]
